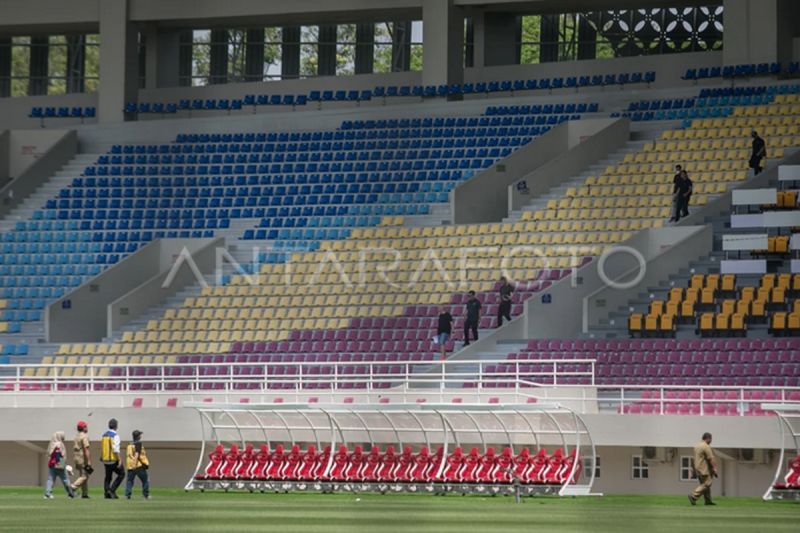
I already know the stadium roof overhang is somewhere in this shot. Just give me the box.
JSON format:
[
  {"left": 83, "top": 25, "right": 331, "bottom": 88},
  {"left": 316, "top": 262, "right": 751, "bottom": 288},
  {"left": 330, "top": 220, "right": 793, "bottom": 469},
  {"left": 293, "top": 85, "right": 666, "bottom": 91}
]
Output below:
[{"left": 0, "top": 0, "right": 721, "bottom": 35}]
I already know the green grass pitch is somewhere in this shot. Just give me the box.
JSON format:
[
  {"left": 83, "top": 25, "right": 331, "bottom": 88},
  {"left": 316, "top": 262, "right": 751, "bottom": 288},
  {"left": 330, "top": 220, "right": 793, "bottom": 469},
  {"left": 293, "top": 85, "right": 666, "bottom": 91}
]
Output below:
[{"left": 0, "top": 488, "right": 797, "bottom": 532}]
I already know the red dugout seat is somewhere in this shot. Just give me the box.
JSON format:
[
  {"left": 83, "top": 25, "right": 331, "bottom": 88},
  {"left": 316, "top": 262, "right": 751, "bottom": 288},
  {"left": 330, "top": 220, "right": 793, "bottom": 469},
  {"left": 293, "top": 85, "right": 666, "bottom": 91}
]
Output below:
[
  {"left": 773, "top": 454, "right": 800, "bottom": 489},
  {"left": 494, "top": 447, "right": 514, "bottom": 483},
  {"left": 427, "top": 447, "right": 444, "bottom": 482},
  {"left": 282, "top": 444, "right": 302, "bottom": 480},
  {"left": 313, "top": 445, "right": 331, "bottom": 480},
  {"left": 476, "top": 447, "right": 497, "bottom": 482},
  {"left": 234, "top": 444, "right": 254, "bottom": 479},
  {"left": 219, "top": 444, "right": 240, "bottom": 479},
  {"left": 461, "top": 448, "right": 480, "bottom": 482},
  {"left": 266, "top": 444, "right": 285, "bottom": 480},
  {"left": 196, "top": 444, "right": 225, "bottom": 479},
  {"left": 410, "top": 446, "right": 431, "bottom": 482},
  {"left": 298, "top": 445, "right": 318, "bottom": 480},
  {"left": 250, "top": 444, "right": 270, "bottom": 480},
  {"left": 345, "top": 445, "right": 365, "bottom": 480},
  {"left": 543, "top": 448, "right": 565, "bottom": 484},
  {"left": 362, "top": 446, "right": 381, "bottom": 481},
  {"left": 442, "top": 447, "right": 464, "bottom": 481},
  {"left": 328, "top": 445, "right": 349, "bottom": 481},
  {"left": 377, "top": 445, "right": 397, "bottom": 481},
  {"left": 395, "top": 446, "right": 415, "bottom": 482}
]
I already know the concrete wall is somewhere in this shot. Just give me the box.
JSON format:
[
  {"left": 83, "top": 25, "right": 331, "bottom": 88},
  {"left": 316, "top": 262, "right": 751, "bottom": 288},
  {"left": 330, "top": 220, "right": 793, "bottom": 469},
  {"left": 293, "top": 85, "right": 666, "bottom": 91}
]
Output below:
[
  {"left": 0, "top": 92, "right": 97, "bottom": 131},
  {"left": 453, "top": 118, "right": 626, "bottom": 225},
  {"left": 508, "top": 118, "right": 629, "bottom": 211},
  {"left": 0, "top": 129, "right": 77, "bottom": 219},
  {"left": 590, "top": 445, "right": 777, "bottom": 498},
  {"left": 46, "top": 237, "right": 221, "bottom": 342},
  {"left": 582, "top": 225, "right": 714, "bottom": 332},
  {"left": 108, "top": 237, "right": 222, "bottom": 335},
  {"left": 6, "top": 129, "right": 73, "bottom": 177}
]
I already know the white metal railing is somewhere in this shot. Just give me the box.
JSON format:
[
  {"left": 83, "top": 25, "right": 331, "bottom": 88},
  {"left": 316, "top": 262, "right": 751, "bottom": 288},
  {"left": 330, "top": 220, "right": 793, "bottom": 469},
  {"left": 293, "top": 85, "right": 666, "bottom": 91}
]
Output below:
[
  {"left": 0, "top": 358, "right": 797, "bottom": 415},
  {"left": 0, "top": 358, "right": 594, "bottom": 393}
]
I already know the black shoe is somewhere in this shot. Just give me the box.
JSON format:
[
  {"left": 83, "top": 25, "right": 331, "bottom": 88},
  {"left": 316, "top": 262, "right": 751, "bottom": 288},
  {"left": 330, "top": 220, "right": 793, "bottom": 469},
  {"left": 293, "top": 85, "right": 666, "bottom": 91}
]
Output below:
[
  {"left": 688, "top": 494, "right": 696, "bottom": 506},
  {"left": 104, "top": 494, "right": 112, "bottom": 499},
  {"left": 111, "top": 492, "right": 119, "bottom": 499},
  {"left": 463, "top": 342, "right": 470, "bottom": 347},
  {"left": 81, "top": 495, "right": 90, "bottom": 499},
  {"left": 704, "top": 500, "right": 716, "bottom": 506}
]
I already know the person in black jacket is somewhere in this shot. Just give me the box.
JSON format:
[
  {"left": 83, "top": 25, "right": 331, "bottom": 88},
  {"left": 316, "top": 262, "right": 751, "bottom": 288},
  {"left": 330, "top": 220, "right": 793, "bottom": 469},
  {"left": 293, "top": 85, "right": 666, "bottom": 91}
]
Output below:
[
  {"left": 676, "top": 170, "right": 693, "bottom": 220},
  {"left": 669, "top": 164, "right": 683, "bottom": 222},
  {"left": 497, "top": 277, "right": 514, "bottom": 327},
  {"left": 750, "top": 131, "right": 766, "bottom": 175},
  {"left": 463, "top": 291, "right": 481, "bottom": 346},
  {"left": 435, "top": 305, "right": 454, "bottom": 361}
]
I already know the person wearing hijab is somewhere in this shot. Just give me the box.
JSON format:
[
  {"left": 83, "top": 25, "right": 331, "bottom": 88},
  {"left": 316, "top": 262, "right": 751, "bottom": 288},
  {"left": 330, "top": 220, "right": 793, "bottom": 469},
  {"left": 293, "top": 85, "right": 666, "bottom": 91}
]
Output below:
[{"left": 44, "top": 431, "right": 75, "bottom": 499}]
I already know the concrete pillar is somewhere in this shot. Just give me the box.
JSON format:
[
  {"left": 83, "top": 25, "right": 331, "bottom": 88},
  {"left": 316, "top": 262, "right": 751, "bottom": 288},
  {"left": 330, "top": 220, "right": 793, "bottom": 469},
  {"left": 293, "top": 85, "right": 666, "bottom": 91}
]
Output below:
[
  {"left": 422, "top": 0, "right": 464, "bottom": 88},
  {"left": 244, "top": 29, "right": 265, "bottom": 82},
  {"left": 29, "top": 36, "right": 49, "bottom": 96},
  {"left": 98, "top": 0, "right": 139, "bottom": 123},
  {"left": 281, "top": 26, "right": 300, "bottom": 79},
  {"left": 143, "top": 26, "right": 181, "bottom": 89},
  {"left": 391, "top": 21, "right": 411, "bottom": 72},
  {"left": 464, "top": 18, "right": 474, "bottom": 68},
  {"left": 473, "top": 12, "right": 519, "bottom": 67},
  {"left": 539, "top": 14, "right": 559, "bottom": 63},
  {"left": 0, "top": 38, "right": 11, "bottom": 98},
  {"left": 318, "top": 25, "right": 337, "bottom": 76},
  {"left": 723, "top": 0, "right": 798, "bottom": 66},
  {"left": 355, "top": 23, "right": 374, "bottom": 75},
  {"left": 577, "top": 13, "right": 597, "bottom": 60},
  {"left": 66, "top": 35, "right": 85, "bottom": 93},
  {"left": 178, "top": 30, "right": 192, "bottom": 87},
  {"left": 208, "top": 30, "right": 228, "bottom": 84}
]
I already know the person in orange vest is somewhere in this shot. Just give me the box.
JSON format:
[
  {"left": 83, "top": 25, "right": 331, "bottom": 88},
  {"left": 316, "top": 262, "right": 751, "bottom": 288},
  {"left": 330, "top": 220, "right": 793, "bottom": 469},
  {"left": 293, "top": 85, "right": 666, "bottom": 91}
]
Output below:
[{"left": 124, "top": 430, "right": 150, "bottom": 499}]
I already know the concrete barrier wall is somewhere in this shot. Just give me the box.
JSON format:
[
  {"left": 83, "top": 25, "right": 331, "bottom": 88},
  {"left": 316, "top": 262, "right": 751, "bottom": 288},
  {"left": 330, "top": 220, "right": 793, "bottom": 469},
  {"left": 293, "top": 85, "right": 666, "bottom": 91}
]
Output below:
[
  {"left": 0, "top": 130, "right": 77, "bottom": 219},
  {"left": 452, "top": 120, "right": 569, "bottom": 224},
  {"left": 523, "top": 225, "right": 712, "bottom": 339},
  {"left": 0, "top": 92, "right": 97, "bottom": 130},
  {"left": 581, "top": 225, "right": 714, "bottom": 332},
  {"left": 508, "top": 118, "right": 630, "bottom": 211},
  {"left": 108, "top": 237, "right": 222, "bottom": 336},
  {"left": 452, "top": 118, "right": 627, "bottom": 225},
  {"left": 46, "top": 238, "right": 221, "bottom": 342}
]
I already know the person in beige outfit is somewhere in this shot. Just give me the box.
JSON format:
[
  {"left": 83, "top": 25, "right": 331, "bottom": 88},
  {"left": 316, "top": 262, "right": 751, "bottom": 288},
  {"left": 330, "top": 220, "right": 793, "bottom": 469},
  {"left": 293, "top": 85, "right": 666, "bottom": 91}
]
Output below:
[
  {"left": 689, "top": 432, "right": 718, "bottom": 506},
  {"left": 70, "top": 420, "right": 93, "bottom": 498}
]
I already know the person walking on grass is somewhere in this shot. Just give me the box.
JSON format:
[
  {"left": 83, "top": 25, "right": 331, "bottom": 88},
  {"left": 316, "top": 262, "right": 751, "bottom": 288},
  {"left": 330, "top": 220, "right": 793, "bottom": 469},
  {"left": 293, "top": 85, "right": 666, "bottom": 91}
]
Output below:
[
  {"left": 689, "top": 432, "right": 718, "bottom": 506},
  {"left": 435, "top": 305, "right": 454, "bottom": 361},
  {"left": 124, "top": 430, "right": 150, "bottom": 500},
  {"left": 70, "top": 420, "right": 93, "bottom": 499},
  {"left": 44, "top": 431, "right": 75, "bottom": 499},
  {"left": 463, "top": 290, "right": 481, "bottom": 347},
  {"left": 101, "top": 418, "right": 125, "bottom": 499},
  {"left": 497, "top": 276, "right": 514, "bottom": 327}
]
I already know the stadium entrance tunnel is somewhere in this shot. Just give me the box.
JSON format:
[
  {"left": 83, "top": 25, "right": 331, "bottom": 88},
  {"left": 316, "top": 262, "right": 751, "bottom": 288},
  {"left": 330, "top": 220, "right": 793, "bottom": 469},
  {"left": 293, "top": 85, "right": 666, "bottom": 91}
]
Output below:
[
  {"left": 186, "top": 402, "right": 598, "bottom": 497},
  {"left": 763, "top": 404, "right": 800, "bottom": 501}
]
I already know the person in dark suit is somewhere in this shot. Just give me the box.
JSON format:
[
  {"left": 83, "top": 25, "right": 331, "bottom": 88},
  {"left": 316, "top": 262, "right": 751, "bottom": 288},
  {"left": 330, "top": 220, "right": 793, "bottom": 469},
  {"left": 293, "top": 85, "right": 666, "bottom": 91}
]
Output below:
[
  {"left": 669, "top": 164, "right": 683, "bottom": 222},
  {"left": 749, "top": 131, "right": 766, "bottom": 175}
]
